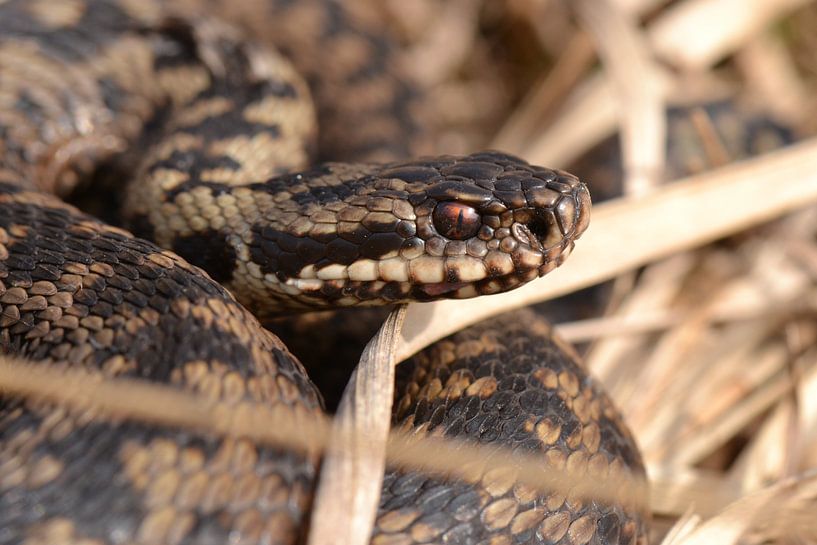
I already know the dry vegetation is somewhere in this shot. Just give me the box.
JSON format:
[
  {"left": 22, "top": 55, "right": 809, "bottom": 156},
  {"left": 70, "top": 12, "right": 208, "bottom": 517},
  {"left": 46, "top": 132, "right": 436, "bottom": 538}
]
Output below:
[
  {"left": 369, "top": 0, "right": 817, "bottom": 543},
  {"left": 2, "top": 1, "right": 817, "bottom": 544}
]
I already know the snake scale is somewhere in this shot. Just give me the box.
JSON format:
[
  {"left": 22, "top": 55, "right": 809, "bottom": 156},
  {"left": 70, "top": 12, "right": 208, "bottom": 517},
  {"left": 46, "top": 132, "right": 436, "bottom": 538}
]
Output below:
[{"left": 0, "top": 1, "right": 648, "bottom": 544}]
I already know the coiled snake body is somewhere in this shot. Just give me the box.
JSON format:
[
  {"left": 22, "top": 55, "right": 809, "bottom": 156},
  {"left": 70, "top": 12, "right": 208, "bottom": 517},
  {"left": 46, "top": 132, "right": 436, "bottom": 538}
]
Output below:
[{"left": 0, "top": 1, "right": 647, "bottom": 543}]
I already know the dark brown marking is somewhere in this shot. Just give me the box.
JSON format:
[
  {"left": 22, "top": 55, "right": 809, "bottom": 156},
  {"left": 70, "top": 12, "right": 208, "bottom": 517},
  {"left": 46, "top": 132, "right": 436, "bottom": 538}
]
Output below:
[
  {"left": 171, "top": 230, "right": 237, "bottom": 284},
  {"left": 359, "top": 232, "right": 405, "bottom": 260},
  {"left": 325, "top": 238, "right": 360, "bottom": 265}
]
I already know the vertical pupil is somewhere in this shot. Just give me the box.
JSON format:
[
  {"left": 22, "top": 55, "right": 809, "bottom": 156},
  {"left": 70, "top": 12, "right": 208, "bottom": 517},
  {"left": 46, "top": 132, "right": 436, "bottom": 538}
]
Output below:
[{"left": 455, "top": 209, "right": 465, "bottom": 234}]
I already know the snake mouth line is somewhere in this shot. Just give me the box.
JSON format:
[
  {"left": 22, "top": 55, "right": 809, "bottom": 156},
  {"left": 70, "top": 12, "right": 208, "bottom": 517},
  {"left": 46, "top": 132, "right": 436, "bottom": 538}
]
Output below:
[{"left": 280, "top": 239, "right": 574, "bottom": 306}]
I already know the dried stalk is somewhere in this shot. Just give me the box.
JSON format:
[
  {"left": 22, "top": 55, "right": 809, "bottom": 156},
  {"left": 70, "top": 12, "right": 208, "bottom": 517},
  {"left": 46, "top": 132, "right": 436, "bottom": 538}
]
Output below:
[
  {"left": 667, "top": 472, "right": 817, "bottom": 545},
  {"left": 649, "top": 467, "right": 741, "bottom": 517},
  {"left": 648, "top": 0, "right": 814, "bottom": 69},
  {"left": 524, "top": 0, "right": 807, "bottom": 169},
  {"left": 491, "top": 31, "right": 597, "bottom": 153},
  {"left": 307, "top": 306, "right": 406, "bottom": 545},
  {"left": 398, "top": 138, "right": 817, "bottom": 361},
  {"left": 557, "top": 294, "right": 816, "bottom": 343},
  {"left": 0, "top": 355, "right": 649, "bottom": 510},
  {"left": 523, "top": 71, "right": 627, "bottom": 167},
  {"left": 574, "top": 0, "right": 666, "bottom": 195}
]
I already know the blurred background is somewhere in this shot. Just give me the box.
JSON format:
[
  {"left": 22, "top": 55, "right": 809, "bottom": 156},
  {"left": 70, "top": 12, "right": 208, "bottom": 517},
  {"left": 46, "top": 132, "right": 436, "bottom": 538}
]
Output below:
[{"left": 364, "top": 0, "right": 817, "bottom": 543}]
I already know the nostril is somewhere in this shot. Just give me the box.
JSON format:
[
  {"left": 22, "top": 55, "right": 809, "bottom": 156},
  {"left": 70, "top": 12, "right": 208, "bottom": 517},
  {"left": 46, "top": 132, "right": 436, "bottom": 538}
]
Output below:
[
  {"left": 527, "top": 214, "right": 551, "bottom": 240},
  {"left": 522, "top": 210, "right": 564, "bottom": 249}
]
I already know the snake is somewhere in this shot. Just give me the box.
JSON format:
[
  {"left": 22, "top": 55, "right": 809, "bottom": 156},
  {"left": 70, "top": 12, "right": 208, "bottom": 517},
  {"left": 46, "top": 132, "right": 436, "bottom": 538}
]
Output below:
[{"left": 0, "top": 1, "right": 648, "bottom": 544}]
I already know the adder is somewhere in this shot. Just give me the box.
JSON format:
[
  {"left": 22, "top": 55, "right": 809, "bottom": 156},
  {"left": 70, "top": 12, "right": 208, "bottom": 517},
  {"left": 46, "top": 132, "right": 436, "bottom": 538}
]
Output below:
[{"left": 0, "top": 1, "right": 648, "bottom": 543}]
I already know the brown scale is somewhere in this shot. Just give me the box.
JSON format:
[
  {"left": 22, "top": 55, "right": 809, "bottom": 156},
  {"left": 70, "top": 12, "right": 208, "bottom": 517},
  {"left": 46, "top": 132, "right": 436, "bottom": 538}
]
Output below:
[
  {"left": 167, "top": 0, "right": 431, "bottom": 162},
  {"left": 0, "top": 190, "right": 322, "bottom": 544},
  {"left": 0, "top": 1, "right": 645, "bottom": 544},
  {"left": 373, "top": 309, "right": 648, "bottom": 545}
]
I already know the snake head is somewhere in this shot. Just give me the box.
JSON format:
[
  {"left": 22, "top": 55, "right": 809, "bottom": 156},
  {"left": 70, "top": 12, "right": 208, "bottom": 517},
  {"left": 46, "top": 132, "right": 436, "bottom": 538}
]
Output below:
[
  {"left": 388, "top": 151, "right": 591, "bottom": 300},
  {"left": 245, "top": 151, "right": 590, "bottom": 310}
]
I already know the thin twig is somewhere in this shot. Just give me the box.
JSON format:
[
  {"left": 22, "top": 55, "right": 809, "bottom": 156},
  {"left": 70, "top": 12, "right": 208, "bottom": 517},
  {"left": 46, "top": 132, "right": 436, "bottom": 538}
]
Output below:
[
  {"left": 0, "top": 355, "right": 649, "bottom": 510},
  {"left": 574, "top": 0, "right": 666, "bottom": 195}
]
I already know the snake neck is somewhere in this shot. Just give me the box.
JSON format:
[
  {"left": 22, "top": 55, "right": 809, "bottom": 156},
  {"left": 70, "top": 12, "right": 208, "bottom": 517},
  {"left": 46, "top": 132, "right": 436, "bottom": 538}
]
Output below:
[{"left": 124, "top": 153, "right": 590, "bottom": 315}]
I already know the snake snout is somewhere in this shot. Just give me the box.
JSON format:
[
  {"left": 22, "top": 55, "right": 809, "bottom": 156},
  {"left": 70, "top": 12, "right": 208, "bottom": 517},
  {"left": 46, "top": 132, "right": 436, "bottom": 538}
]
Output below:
[
  {"left": 549, "top": 178, "right": 591, "bottom": 243},
  {"left": 511, "top": 171, "right": 591, "bottom": 249},
  {"left": 532, "top": 176, "right": 591, "bottom": 276}
]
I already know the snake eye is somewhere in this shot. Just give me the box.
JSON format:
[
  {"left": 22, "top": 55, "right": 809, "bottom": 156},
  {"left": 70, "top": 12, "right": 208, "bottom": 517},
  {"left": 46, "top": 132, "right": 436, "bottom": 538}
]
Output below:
[{"left": 432, "top": 202, "right": 482, "bottom": 240}]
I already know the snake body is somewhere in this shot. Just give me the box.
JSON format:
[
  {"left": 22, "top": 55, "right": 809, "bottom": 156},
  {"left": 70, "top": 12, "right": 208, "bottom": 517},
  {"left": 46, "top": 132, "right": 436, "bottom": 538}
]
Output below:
[{"left": 0, "top": 1, "right": 646, "bottom": 543}]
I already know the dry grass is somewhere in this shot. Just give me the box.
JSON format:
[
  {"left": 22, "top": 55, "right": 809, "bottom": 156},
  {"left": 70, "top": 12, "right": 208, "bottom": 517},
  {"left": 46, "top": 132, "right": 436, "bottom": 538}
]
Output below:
[
  {"left": 381, "top": 0, "right": 817, "bottom": 543},
  {"left": 3, "top": 1, "right": 817, "bottom": 544}
]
